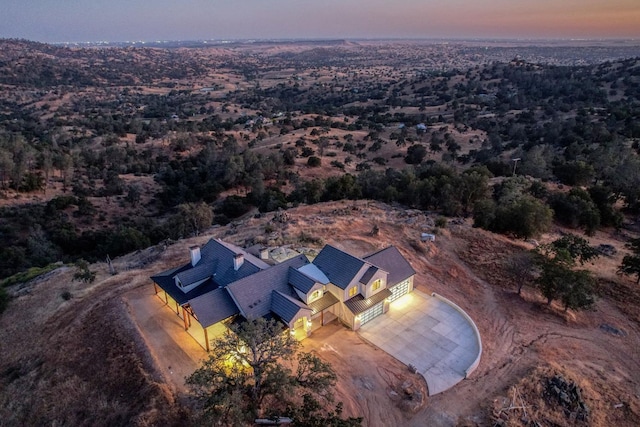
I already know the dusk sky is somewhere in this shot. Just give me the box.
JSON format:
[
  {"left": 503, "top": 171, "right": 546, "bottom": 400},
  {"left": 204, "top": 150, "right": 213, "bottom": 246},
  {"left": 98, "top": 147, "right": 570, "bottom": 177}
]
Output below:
[{"left": 2, "top": 0, "right": 639, "bottom": 43}]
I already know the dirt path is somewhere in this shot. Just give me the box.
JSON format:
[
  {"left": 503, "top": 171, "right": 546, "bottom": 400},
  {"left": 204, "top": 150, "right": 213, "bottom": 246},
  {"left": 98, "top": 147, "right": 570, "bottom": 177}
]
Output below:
[{"left": 123, "top": 285, "right": 207, "bottom": 393}]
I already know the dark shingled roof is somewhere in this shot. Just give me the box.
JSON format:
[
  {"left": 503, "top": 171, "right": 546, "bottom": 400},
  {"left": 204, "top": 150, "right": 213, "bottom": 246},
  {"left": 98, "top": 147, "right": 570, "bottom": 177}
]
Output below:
[
  {"left": 188, "top": 288, "right": 240, "bottom": 328},
  {"left": 174, "top": 263, "right": 214, "bottom": 288},
  {"left": 288, "top": 267, "right": 318, "bottom": 293},
  {"left": 359, "top": 265, "right": 379, "bottom": 285},
  {"left": 313, "top": 244, "right": 366, "bottom": 289},
  {"left": 363, "top": 246, "right": 416, "bottom": 286},
  {"left": 308, "top": 291, "right": 339, "bottom": 316},
  {"left": 189, "top": 239, "right": 268, "bottom": 287},
  {"left": 151, "top": 239, "right": 269, "bottom": 305},
  {"left": 151, "top": 265, "right": 220, "bottom": 305},
  {"left": 226, "top": 254, "right": 309, "bottom": 320},
  {"left": 216, "top": 240, "right": 270, "bottom": 268},
  {"left": 344, "top": 288, "right": 392, "bottom": 314},
  {"left": 271, "top": 290, "right": 311, "bottom": 324},
  {"left": 153, "top": 239, "right": 270, "bottom": 303}
]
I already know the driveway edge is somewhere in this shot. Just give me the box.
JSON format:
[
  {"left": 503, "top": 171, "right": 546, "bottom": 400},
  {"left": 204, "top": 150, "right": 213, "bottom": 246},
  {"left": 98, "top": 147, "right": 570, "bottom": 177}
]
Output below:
[{"left": 431, "top": 293, "right": 482, "bottom": 378}]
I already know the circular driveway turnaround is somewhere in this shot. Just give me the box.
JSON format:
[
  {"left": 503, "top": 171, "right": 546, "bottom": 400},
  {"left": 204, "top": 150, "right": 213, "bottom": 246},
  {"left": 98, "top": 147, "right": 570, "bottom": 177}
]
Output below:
[{"left": 358, "top": 289, "right": 482, "bottom": 395}]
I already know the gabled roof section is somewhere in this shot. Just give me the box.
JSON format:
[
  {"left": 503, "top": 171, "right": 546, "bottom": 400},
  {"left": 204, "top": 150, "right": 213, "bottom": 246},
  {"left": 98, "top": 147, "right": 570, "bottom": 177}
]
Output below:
[
  {"left": 188, "top": 288, "right": 240, "bottom": 328},
  {"left": 344, "top": 288, "right": 392, "bottom": 315},
  {"left": 226, "top": 254, "right": 309, "bottom": 320},
  {"left": 271, "top": 290, "right": 311, "bottom": 324},
  {"left": 170, "top": 239, "right": 269, "bottom": 289},
  {"left": 151, "top": 265, "right": 219, "bottom": 305},
  {"left": 363, "top": 246, "right": 416, "bottom": 286},
  {"left": 174, "top": 263, "right": 214, "bottom": 287},
  {"left": 288, "top": 267, "right": 318, "bottom": 294},
  {"left": 313, "top": 244, "right": 366, "bottom": 290},
  {"left": 359, "top": 265, "right": 379, "bottom": 285},
  {"left": 214, "top": 240, "right": 270, "bottom": 270}
]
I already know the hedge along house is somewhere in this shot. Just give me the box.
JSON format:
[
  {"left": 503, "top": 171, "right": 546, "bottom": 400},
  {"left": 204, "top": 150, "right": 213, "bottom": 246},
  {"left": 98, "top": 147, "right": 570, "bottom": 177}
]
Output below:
[{"left": 151, "top": 239, "right": 416, "bottom": 351}]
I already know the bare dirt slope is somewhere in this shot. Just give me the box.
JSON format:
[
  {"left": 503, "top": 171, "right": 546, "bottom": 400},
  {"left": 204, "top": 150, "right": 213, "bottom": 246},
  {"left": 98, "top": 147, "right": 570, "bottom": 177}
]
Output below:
[{"left": 1, "top": 200, "right": 639, "bottom": 426}]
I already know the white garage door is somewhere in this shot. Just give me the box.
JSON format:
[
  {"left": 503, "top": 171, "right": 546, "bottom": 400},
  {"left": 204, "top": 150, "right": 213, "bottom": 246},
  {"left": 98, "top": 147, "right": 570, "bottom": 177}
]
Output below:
[
  {"left": 360, "top": 301, "right": 384, "bottom": 325},
  {"left": 388, "top": 279, "right": 410, "bottom": 302}
]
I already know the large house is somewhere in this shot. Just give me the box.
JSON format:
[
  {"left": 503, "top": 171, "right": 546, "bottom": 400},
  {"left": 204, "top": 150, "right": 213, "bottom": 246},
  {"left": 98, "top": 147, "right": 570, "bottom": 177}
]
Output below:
[{"left": 151, "top": 239, "right": 416, "bottom": 350}]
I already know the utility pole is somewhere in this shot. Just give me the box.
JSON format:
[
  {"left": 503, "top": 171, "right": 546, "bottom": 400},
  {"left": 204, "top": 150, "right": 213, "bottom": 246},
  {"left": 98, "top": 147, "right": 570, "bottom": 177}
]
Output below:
[{"left": 511, "top": 158, "right": 521, "bottom": 176}]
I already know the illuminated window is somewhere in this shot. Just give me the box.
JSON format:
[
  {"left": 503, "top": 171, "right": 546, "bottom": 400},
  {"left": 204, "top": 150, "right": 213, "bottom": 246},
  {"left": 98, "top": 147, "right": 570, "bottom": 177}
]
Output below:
[
  {"left": 311, "top": 290, "right": 322, "bottom": 301},
  {"left": 349, "top": 286, "right": 357, "bottom": 297},
  {"left": 372, "top": 279, "right": 381, "bottom": 291}
]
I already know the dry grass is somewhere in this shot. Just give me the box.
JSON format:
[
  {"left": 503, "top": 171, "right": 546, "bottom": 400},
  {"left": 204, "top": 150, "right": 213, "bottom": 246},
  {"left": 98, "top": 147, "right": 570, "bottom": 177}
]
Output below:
[
  {"left": 491, "top": 364, "right": 640, "bottom": 427},
  {"left": 1, "top": 200, "right": 640, "bottom": 426}
]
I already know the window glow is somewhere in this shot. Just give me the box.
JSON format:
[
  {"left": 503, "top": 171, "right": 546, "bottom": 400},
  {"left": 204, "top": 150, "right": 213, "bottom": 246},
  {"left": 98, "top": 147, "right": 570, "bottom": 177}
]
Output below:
[{"left": 310, "top": 289, "right": 322, "bottom": 302}]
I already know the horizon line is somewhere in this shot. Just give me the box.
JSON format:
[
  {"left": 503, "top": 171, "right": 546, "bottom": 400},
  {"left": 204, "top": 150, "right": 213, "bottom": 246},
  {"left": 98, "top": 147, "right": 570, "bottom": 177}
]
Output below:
[{"left": 2, "top": 36, "right": 640, "bottom": 46}]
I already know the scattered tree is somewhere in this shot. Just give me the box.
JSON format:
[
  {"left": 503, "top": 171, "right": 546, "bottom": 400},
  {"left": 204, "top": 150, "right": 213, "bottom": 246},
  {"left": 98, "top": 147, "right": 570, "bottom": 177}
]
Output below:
[
  {"left": 506, "top": 251, "right": 535, "bottom": 295},
  {"left": 405, "top": 144, "right": 427, "bottom": 164},
  {"left": 547, "top": 234, "right": 599, "bottom": 265},
  {"left": 618, "top": 238, "right": 640, "bottom": 284},
  {"left": 177, "top": 202, "right": 213, "bottom": 237},
  {"left": 125, "top": 184, "right": 141, "bottom": 206},
  {"left": 533, "top": 235, "right": 599, "bottom": 310},
  {"left": 186, "top": 318, "right": 359, "bottom": 426}
]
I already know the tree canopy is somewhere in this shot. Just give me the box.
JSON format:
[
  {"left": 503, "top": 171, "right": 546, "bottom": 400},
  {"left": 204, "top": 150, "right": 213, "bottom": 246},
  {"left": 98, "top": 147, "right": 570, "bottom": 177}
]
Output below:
[
  {"left": 618, "top": 238, "right": 640, "bottom": 284},
  {"left": 532, "top": 234, "right": 599, "bottom": 311},
  {"left": 186, "top": 318, "right": 362, "bottom": 426}
]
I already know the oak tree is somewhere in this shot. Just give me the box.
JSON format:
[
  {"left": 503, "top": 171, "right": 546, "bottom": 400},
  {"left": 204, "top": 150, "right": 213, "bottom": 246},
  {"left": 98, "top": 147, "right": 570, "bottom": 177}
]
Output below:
[
  {"left": 187, "top": 318, "right": 359, "bottom": 426},
  {"left": 618, "top": 238, "right": 640, "bottom": 284}
]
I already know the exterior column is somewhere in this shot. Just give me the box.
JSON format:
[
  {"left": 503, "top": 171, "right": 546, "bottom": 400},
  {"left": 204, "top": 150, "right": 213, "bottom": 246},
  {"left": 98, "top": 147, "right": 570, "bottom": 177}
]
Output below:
[
  {"left": 204, "top": 327, "right": 210, "bottom": 352},
  {"left": 182, "top": 307, "right": 189, "bottom": 330}
]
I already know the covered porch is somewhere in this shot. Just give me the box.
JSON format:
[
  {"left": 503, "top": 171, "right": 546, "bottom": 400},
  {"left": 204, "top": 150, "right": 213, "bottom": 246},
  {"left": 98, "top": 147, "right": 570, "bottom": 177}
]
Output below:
[{"left": 308, "top": 291, "right": 340, "bottom": 332}]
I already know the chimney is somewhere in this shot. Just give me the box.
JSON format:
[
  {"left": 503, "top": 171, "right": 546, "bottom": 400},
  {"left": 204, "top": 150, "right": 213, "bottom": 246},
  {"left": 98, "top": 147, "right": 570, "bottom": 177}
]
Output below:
[
  {"left": 189, "top": 246, "right": 201, "bottom": 267},
  {"left": 233, "top": 253, "right": 244, "bottom": 271}
]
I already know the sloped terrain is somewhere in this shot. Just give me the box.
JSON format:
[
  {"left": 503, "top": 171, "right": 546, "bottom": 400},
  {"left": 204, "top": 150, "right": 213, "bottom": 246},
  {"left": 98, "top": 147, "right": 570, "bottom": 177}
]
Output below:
[{"left": 0, "top": 200, "right": 639, "bottom": 426}]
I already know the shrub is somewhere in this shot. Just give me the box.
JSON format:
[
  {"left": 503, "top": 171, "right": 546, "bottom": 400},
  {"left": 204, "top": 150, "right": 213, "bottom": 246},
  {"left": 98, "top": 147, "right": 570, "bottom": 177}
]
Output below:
[
  {"left": 73, "top": 259, "right": 96, "bottom": 284},
  {"left": 307, "top": 156, "right": 321, "bottom": 167},
  {"left": 330, "top": 160, "right": 345, "bottom": 170},
  {"left": 298, "top": 232, "right": 323, "bottom": 245}
]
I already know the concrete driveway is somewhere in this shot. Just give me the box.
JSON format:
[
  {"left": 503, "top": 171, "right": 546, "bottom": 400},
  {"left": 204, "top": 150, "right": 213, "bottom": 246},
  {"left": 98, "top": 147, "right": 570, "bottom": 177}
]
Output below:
[{"left": 358, "top": 289, "right": 481, "bottom": 395}]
